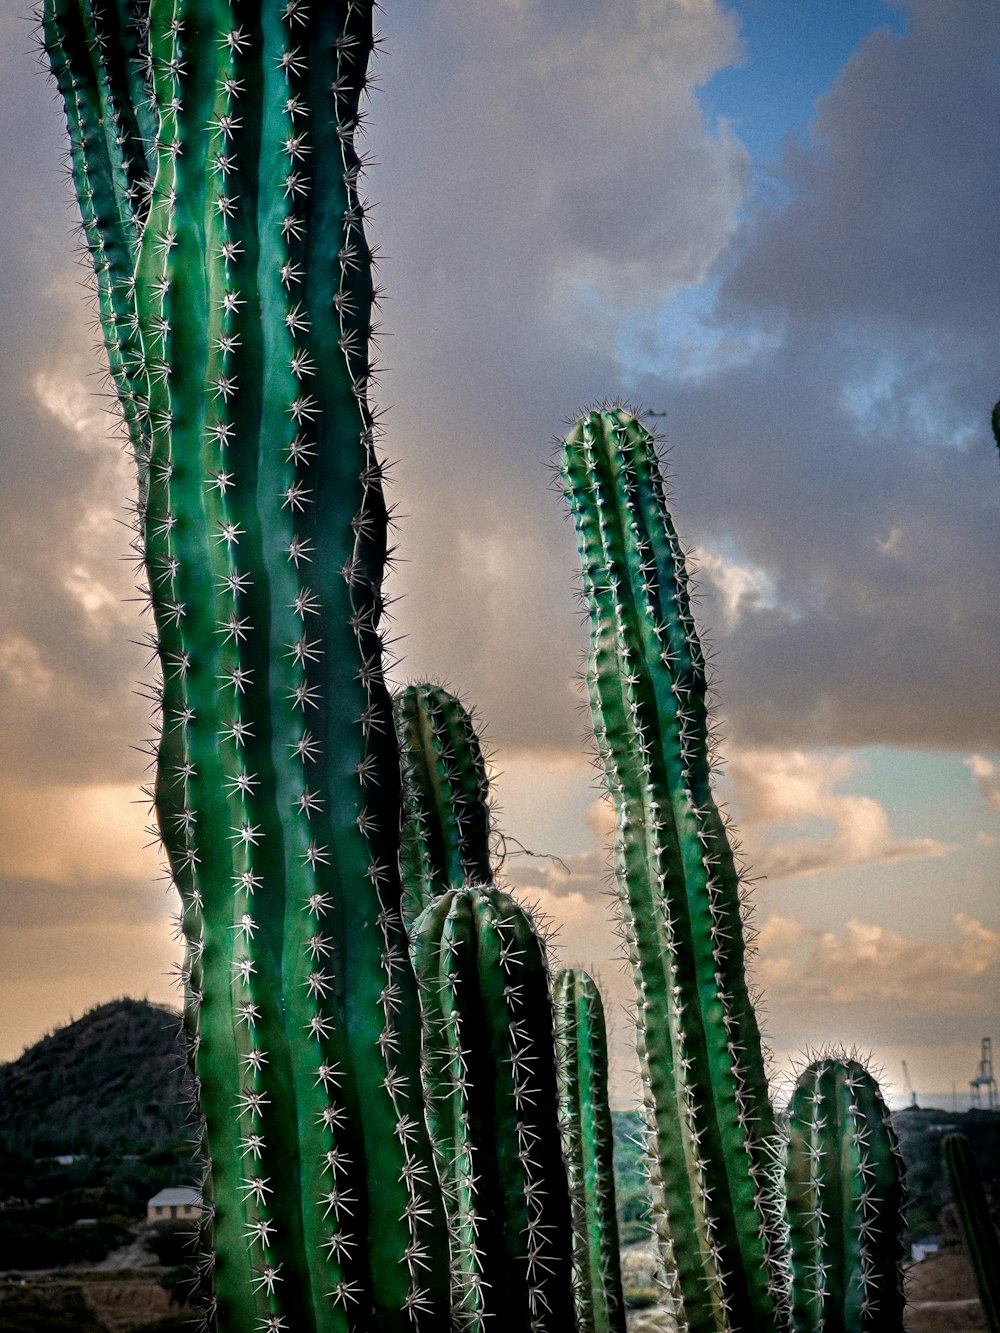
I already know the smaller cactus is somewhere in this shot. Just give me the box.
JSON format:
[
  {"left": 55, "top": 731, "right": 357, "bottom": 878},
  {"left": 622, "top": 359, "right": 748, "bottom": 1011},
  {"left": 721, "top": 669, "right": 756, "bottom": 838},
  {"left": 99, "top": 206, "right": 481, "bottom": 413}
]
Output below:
[
  {"left": 784, "top": 1056, "right": 907, "bottom": 1332},
  {"left": 943, "top": 1132, "right": 1000, "bottom": 1333},
  {"left": 409, "top": 885, "right": 575, "bottom": 1332},
  {"left": 553, "top": 967, "right": 626, "bottom": 1333},
  {"left": 395, "top": 683, "right": 493, "bottom": 921}
]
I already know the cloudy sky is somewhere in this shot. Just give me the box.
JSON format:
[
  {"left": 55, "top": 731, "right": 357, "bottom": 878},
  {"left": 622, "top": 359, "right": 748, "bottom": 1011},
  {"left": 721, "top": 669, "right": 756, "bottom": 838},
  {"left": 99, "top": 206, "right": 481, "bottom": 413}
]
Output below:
[{"left": 1, "top": 0, "right": 997, "bottom": 1107}]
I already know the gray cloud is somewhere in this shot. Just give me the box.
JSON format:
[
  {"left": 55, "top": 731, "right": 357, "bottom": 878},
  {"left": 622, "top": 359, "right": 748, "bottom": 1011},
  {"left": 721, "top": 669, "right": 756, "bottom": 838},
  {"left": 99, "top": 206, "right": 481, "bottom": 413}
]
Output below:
[
  {"left": 721, "top": 1, "right": 1000, "bottom": 335},
  {"left": 372, "top": 0, "right": 1000, "bottom": 759},
  {"left": 633, "top": 0, "right": 1000, "bottom": 749}
]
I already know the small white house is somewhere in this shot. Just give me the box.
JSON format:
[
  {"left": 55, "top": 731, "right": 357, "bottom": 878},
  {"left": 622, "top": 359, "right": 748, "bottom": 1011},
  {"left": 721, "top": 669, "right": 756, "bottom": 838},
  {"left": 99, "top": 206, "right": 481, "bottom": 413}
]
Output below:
[
  {"left": 911, "top": 1235, "right": 941, "bottom": 1263},
  {"left": 147, "top": 1187, "right": 202, "bottom": 1223}
]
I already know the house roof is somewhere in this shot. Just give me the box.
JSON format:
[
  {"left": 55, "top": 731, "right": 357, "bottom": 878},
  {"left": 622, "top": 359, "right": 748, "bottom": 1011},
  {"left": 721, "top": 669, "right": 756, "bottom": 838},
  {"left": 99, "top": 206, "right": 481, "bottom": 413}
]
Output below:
[{"left": 148, "top": 1187, "right": 202, "bottom": 1208}]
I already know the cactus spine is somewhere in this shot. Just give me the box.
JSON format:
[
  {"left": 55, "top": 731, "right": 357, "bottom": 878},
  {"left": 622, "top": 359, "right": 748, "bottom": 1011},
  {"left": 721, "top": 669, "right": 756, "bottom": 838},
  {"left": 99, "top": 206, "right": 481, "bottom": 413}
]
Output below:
[
  {"left": 44, "top": 3, "right": 450, "bottom": 1329},
  {"left": 395, "top": 683, "right": 493, "bottom": 921},
  {"left": 554, "top": 967, "right": 626, "bottom": 1333},
  {"left": 943, "top": 1132, "right": 1000, "bottom": 1333},
  {"left": 784, "top": 1057, "right": 906, "bottom": 1332},
  {"left": 561, "top": 406, "right": 782, "bottom": 1331}
]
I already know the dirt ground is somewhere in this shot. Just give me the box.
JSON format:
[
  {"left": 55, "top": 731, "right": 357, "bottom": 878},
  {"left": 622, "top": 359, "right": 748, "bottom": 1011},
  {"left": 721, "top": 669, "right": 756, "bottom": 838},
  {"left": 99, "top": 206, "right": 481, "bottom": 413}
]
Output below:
[
  {"left": 905, "top": 1249, "right": 987, "bottom": 1333},
  {"left": 621, "top": 1244, "right": 987, "bottom": 1333}
]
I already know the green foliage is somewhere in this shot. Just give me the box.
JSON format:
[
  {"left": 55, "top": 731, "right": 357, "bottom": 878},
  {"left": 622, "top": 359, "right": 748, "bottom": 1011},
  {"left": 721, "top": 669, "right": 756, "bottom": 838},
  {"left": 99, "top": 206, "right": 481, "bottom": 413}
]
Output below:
[
  {"left": 0, "top": 999, "right": 189, "bottom": 1157},
  {"left": 0, "top": 1212, "right": 130, "bottom": 1269}
]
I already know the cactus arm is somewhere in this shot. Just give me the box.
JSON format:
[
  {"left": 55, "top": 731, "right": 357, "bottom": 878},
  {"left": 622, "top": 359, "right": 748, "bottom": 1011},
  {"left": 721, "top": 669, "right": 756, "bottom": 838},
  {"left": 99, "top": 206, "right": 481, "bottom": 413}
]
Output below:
[
  {"left": 395, "top": 683, "right": 493, "bottom": 919},
  {"left": 561, "top": 406, "right": 781, "bottom": 1332},
  {"left": 554, "top": 968, "right": 626, "bottom": 1333},
  {"left": 40, "top": 0, "right": 152, "bottom": 479},
  {"left": 943, "top": 1133, "right": 1000, "bottom": 1333},
  {"left": 784, "top": 1058, "right": 906, "bottom": 1332},
  {"left": 410, "top": 886, "right": 576, "bottom": 1331}
]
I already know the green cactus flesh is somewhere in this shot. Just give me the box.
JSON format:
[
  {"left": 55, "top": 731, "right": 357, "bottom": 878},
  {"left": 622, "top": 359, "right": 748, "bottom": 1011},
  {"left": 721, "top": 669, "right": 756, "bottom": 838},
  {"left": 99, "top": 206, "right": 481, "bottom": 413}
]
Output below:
[
  {"left": 554, "top": 967, "right": 626, "bottom": 1333},
  {"left": 560, "top": 406, "right": 782, "bottom": 1332},
  {"left": 46, "top": 2, "right": 450, "bottom": 1329},
  {"left": 395, "top": 682, "right": 493, "bottom": 922},
  {"left": 409, "top": 885, "right": 576, "bottom": 1331},
  {"left": 41, "top": 0, "right": 155, "bottom": 485},
  {"left": 785, "top": 1057, "right": 906, "bottom": 1333},
  {"left": 943, "top": 1132, "right": 1000, "bottom": 1333}
]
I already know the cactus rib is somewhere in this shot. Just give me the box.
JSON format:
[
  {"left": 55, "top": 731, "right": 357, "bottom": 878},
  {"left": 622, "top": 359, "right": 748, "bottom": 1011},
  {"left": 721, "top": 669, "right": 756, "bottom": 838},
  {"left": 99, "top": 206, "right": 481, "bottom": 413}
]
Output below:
[{"left": 41, "top": 0, "right": 153, "bottom": 483}]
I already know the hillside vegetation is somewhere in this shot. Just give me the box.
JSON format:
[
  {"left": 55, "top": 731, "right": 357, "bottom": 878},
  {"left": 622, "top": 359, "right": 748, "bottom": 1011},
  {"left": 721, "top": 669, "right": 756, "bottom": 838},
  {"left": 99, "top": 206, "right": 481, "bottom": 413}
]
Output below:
[{"left": 0, "top": 999, "right": 190, "bottom": 1157}]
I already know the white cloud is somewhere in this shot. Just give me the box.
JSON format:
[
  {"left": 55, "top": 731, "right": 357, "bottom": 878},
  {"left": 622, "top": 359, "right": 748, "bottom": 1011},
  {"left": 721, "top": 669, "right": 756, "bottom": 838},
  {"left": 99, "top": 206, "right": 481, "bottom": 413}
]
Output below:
[
  {"left": 728, "top": 748, "right": 953, "bottom": 880},
  {"left": 32, "top": 366, "right": 115, "bottom": 452},
  {"left": 757, "top": 909, "right": 1000, "bottom": 1011},
  {"left": 0, "top": 636, "right": 53, "bottom": 698},
  {"left": 691, "top": 543, "right": 780, "bottom": 627},
  {"left": 966, "top": 753, "right": 1000, "bottom": 811},
  {"left": 61, "top": 564, "right": 121, "bottom": 622}
]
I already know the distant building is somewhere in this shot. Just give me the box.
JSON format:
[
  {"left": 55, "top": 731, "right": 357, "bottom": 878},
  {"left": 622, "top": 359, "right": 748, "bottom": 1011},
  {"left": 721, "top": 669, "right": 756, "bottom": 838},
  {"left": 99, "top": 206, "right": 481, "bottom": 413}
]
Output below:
[
  {"left": 147, "top": 1187, "right": 202, "bottom": 1223},
  {"left": 911, "top": 1235, "right": 940, "bottom": 1263}
]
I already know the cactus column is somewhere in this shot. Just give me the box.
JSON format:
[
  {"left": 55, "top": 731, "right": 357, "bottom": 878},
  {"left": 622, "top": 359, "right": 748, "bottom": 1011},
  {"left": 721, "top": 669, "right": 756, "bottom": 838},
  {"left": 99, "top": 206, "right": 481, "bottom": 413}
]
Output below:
[
  {"left": 410, "top": 885, "right": 576, "bottom": 1332},
  {"left": 785, "top": 1057, "right": 906, "bottom": 1332},
  {"left": 554, "top": 967, "right": 626, "bottom": 1333},
  {"left": 395, "top": 682, "right": 494, "bottom": 921},
  {"left": 561, "top": 406, "right": 783, "bottom": 1332},
  {"left": 44, "top": 3, "right": 448, "bottom": 1329}
]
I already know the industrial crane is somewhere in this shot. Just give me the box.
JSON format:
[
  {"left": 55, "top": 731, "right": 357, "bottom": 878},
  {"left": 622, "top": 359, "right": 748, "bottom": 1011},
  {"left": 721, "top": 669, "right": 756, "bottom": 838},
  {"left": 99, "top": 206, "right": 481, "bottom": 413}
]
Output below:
[{"left": 901, "top": 1060, "right": 917, "bottom": 1109}]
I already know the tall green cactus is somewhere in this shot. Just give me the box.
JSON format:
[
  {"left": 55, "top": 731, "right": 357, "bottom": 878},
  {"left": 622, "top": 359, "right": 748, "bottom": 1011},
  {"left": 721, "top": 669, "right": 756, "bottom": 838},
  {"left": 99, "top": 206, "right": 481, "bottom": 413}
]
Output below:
[
  {"left": 554, "top": 967, "right": 626, "bottom": 1333},
  {"left": 560, "top": 406, "right": 784, "bottom": 1332},
  {"left": 944, "top": 1132, "right": 1000, "bottom": 1333},
  {"left": 43, "top": 3, "right": 450, "bottom": 1330},
  {"left": 409, "top": 885, "right": 576, "bottom": 1331},
  {"left": 785, "top": 1057, "right": 906, "bottom": 1332},
  {"left": 395, "top": 683, "right": 493, "bottom": 921}
]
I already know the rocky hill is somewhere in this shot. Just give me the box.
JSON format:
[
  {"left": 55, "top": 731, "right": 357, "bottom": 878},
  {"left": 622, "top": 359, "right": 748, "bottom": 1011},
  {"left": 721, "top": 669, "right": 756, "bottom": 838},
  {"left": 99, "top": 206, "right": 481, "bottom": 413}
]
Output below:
[{"left": 0, "top": 999, "right": 191, "bottom": 1156}]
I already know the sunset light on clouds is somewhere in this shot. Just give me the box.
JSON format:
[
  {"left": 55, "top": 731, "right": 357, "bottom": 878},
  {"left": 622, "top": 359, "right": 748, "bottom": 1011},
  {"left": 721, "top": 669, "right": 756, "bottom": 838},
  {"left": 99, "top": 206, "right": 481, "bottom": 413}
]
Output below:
[{"left": 0, "top": 0, "right": 997, "bottom": 1107}]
